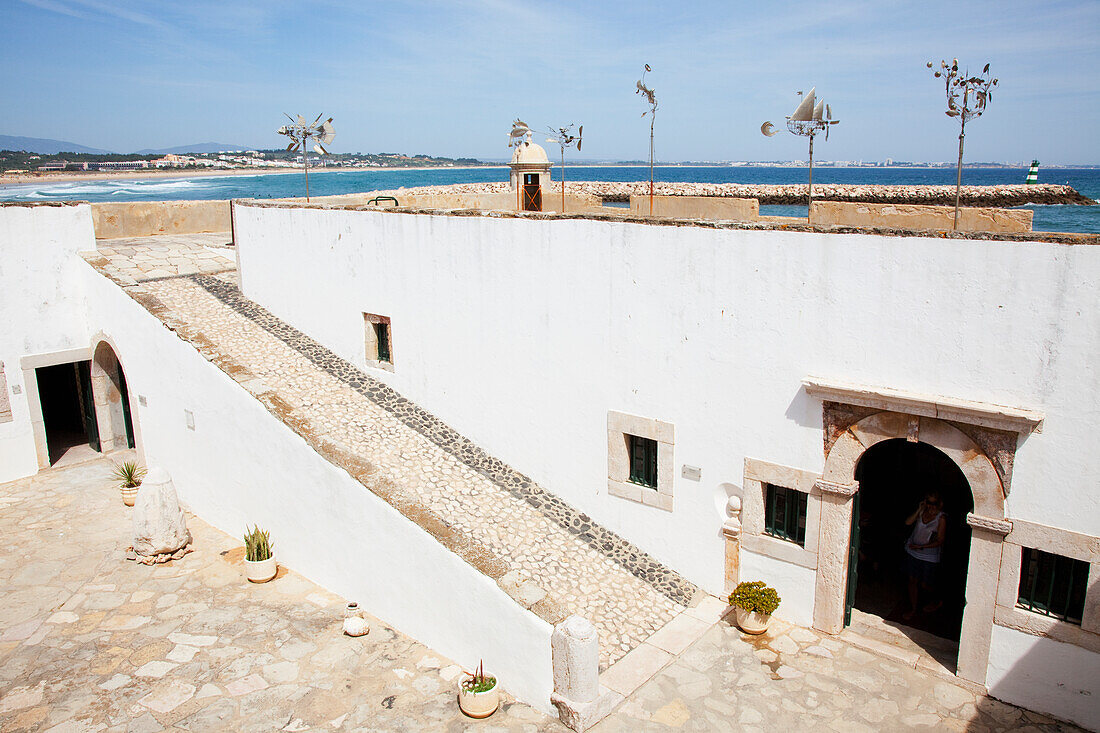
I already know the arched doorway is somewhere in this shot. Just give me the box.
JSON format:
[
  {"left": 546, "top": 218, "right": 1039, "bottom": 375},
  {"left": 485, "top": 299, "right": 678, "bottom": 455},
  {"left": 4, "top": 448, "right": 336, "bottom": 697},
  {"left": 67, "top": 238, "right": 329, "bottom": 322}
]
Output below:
[
  {"left": 812, "top": 411, "right": 1009, "bottom": 686},
  {"left": 91, "top": 341, "right": 136, "bottom": 453},
  {"left": 849, "top": 439, "right": 974, "bottom": 654}
]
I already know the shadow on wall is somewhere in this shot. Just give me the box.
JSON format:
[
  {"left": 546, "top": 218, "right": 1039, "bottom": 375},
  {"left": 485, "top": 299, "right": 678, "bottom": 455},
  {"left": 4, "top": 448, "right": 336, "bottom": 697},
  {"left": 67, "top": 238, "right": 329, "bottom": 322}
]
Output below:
[{"left": 984, "top": 627, "right": 1098, "bottom": 730}]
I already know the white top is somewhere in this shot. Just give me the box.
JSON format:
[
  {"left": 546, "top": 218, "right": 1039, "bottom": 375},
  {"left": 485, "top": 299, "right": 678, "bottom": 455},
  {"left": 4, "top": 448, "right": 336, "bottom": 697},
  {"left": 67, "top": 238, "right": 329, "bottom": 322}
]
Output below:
[{"left": 906, "top": 511, "right": 944, "bottom": 563}]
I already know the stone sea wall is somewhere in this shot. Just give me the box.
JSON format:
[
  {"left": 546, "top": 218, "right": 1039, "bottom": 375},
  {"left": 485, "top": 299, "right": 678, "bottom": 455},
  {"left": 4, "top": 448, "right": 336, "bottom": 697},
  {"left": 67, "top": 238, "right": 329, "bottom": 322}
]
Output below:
[{"left": 376, "top": 181, "right": 1094, "bottom": 207}]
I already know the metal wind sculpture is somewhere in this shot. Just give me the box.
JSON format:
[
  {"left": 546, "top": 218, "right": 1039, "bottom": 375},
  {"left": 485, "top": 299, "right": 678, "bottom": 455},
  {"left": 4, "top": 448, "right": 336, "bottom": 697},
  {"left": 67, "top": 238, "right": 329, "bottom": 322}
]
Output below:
[
  {"left": 761, "top": 88, "right": 839, "bottom": 219},
  {"left": 928, "top": 59, "right": 998, "bottom": 230},
  {"left": 546, "top": 124, "right": 583, "bottom": 213},
  {"left": 636, "top": 64, "right": 658, "bottom": 215},
  {"left": 276, "top": 113, "right": 336, "bottom": 202}
]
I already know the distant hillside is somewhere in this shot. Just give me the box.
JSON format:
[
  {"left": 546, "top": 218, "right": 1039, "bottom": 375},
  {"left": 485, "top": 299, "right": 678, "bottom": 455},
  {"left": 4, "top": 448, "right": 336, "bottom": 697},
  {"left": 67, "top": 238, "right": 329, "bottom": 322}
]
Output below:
[
  {"left": 134, "top": 142, "right": 251, "bottom": 154},
  {"left": 0, "top": 134, "right": 111, "bottom": 155}
]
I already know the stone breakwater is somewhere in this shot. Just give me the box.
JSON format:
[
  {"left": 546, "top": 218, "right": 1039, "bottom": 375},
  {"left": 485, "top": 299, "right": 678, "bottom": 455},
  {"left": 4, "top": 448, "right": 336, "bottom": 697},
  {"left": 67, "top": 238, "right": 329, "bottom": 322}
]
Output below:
[{"left": 385, "top": 181, "right": 1094, "bottom": 206}]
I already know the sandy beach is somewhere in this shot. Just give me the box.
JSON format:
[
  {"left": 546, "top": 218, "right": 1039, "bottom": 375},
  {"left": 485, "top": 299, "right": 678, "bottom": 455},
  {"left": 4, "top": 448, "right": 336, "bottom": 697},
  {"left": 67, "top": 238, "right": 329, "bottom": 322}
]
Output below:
[{"left": 0, "top": 164, "right": 506, "bottom": 188}]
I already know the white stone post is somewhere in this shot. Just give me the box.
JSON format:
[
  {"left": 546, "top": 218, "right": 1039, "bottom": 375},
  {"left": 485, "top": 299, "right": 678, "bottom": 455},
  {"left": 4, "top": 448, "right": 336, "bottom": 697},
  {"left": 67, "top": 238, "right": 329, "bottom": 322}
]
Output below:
[
  {"left": 550, "top": 615, "right": 622, "bottom": 732},
  {"left": 722, "top": 495, "right": 742, "bottom": 595}
]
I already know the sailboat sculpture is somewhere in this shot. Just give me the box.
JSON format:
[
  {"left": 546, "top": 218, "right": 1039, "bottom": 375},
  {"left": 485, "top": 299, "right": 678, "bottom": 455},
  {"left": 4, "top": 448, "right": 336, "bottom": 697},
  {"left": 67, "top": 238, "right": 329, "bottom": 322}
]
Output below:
[{"left": 782, "top": 87, "right": 839, "bottom": 217}]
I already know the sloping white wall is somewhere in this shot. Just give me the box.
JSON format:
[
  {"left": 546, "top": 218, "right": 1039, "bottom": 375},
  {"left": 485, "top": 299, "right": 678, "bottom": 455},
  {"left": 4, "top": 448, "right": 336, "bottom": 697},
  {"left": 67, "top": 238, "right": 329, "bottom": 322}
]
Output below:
[
  {"left": 81, "top": 269, "right": 555, "bottom": 710},
  {"left": 0, "top": 204, "right": 95, "bottom": 482}
]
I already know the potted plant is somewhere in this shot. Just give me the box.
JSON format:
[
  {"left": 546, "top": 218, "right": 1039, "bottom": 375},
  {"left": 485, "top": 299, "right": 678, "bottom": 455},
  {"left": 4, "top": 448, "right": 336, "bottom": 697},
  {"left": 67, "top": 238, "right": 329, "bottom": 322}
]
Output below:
[
  {"left": 243, "top": 525, "right": 276, "bottom": 583},
  {"left": 458, "top": 660, "right": 499, "bottom": 718},
  {"left": 112, "top": 461, "right": 146, "bottom": 507},
  {"left": 728, "top": 580, "right": 781, "bottom": 634}
]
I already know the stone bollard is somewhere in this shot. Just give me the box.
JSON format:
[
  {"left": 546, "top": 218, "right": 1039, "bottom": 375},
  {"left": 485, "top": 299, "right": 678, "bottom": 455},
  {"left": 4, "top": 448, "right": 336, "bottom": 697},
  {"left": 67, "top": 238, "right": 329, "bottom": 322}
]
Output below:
[
  {"left": 550, "top": 616, "right": 622, "bottom": 732},
  {"left": 131, "top": 467, "right": 192, "bottom": 563},
  {"left": 552, "top": 616, "right": 600, "bottom": 703}
]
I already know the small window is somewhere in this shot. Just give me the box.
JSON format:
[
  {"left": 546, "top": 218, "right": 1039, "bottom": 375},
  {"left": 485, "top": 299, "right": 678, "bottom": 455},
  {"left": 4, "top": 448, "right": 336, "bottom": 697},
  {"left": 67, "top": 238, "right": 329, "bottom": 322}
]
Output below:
[
  {"left": 627, "top": 435, "right": 658, "bottom": 489},
  {"left": 1017, "top": 547, "right": 1089, "bottom": 624},
  {"left": 763, "top": 484, "right": 808, "bottom": 546},
  {"left": 374, "top": 322, "right": 391, "bottom": 363},
  {"left": 363, "top": 313, "right": 393, "bottom": 368}
]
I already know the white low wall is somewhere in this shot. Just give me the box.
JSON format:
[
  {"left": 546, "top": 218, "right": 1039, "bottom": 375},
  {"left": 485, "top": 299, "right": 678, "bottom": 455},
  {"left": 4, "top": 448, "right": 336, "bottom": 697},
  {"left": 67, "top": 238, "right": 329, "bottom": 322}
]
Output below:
[
  {"left": 91, "top": 200, "right": 231, "bottom": 238},
  {"left": 987, "top": 624, "right": 1099, "bottom": 730},
  {"left": 0, "top": 204, "right": 95, "bottom": 482},
  {"left": 81, "top": 269, "right": 555, "bottom": 710}
]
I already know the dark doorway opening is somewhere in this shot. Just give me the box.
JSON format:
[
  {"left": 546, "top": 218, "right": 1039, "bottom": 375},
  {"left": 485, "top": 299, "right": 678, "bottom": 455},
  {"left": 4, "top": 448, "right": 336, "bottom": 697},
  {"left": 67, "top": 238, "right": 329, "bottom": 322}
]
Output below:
[
  {"left": 36, "top": 361, "right": 100, "bottom": 464},
  {"left": 848, "top": 439, "right": 973, "bottom": 645},
  {"left": 522, "top": 173, "right": 542, "bottom": 212}
]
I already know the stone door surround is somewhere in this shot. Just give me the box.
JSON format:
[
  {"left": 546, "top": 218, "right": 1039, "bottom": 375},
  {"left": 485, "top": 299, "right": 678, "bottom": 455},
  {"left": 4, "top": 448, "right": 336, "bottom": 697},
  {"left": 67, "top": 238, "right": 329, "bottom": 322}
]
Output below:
[{"left": 811, "top": 406, "right": 1014, "bottom": 688}]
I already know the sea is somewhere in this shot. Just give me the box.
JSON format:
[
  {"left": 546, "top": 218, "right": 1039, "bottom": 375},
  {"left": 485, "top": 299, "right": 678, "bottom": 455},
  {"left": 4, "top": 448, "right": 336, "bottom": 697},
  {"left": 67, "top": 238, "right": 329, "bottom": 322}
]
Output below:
[{"left": 2, "top": 166, "right": 1098, "bottom": 234}]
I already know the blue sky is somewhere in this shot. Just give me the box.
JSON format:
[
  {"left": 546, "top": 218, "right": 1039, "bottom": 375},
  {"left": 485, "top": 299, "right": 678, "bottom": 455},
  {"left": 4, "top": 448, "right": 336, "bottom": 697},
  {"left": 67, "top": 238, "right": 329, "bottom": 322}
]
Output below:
[{"left": 2, "top": 0, "right": 1098, "bottom": 163}]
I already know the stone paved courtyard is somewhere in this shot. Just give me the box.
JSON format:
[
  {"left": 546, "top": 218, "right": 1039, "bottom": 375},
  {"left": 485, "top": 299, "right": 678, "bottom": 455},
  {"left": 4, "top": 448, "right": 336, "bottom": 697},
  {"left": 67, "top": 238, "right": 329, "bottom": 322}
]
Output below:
[
  {"left": 92, "top": 234, "right": 235, "bottom": 285},
  {"left": 0, "top": 458, "right": 564, "bottom": 732},
  {"left": 1, "top": 459, "right": 1084, "bottom": 732}
]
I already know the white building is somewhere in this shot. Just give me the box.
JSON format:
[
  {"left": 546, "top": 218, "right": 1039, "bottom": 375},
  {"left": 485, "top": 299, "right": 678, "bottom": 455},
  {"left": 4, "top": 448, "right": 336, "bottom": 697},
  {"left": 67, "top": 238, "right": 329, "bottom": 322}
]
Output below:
[{"left": 1, "top": 200, "right": 1097, "bottom": 729}]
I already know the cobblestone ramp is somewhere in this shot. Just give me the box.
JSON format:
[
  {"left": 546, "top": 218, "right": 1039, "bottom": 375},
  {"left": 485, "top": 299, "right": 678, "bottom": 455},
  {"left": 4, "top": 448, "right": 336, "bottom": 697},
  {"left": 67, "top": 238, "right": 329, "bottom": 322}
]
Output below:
[{"left": 84, "top": 254, "right": 697, "bottom": 668}]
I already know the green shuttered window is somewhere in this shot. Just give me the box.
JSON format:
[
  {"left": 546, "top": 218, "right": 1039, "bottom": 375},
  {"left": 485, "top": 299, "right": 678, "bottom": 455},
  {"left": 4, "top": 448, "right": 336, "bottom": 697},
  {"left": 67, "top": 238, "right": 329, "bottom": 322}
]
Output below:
[
  {"left": 763, "top": 484, "right": 808, "bottom": 547},
  {"left": 1017, "top": 547, "right": 1089, "bottom": 624},
  {"left": 627, "top": 435, "right": 658, "bottom": 489},
  {"left": 374, "top": 322, "right": 391, "bottom": 363}
]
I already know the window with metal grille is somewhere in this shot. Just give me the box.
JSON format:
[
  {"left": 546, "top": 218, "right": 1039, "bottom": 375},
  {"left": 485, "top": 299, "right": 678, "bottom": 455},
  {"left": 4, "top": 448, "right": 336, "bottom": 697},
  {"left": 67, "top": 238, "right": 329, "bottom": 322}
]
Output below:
[
  {"left": 1017, "top": 547, "right": 1089, "bottom": 624},
  {"left": 627, "top": 435, "right": 657, "bottom": 489},
  {"left": 763, "top": 484, "right": 808, "bottom": 546},
  {"left": 374, "top": 322, "right": 391, "bottom": 363}
]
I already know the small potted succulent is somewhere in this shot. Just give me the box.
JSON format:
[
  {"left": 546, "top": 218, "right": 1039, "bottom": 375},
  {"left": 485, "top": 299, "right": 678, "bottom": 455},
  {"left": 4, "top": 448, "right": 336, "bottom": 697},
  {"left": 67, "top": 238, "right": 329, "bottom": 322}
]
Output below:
[
  {"left": 112, "top": 460, "right": 146, "bottom": 507},
  {"left": 729, "top": 580, "right": 781, "bottom": 634},
  {"left": 243, "top": 525, "right": 276, "bottom": 583},
  {"left": 458, "top": 660, "right": 499, "bottom": 719}
]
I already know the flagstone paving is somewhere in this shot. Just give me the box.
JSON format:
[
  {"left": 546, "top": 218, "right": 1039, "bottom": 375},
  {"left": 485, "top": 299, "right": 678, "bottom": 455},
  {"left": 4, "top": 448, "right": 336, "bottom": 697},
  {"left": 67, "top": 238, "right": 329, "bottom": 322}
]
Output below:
[
  {"left": 91, "top": 233, "right": 235, "bottom": 285},
  {"left": 592, "top": 614, "right": 1084, "bottom": 733},
  {"left": 0, "top": 459, "right": 565, "bottom": 732},
  {"left": 0, "top": 459, "right": 1083, "bottom": 733}
]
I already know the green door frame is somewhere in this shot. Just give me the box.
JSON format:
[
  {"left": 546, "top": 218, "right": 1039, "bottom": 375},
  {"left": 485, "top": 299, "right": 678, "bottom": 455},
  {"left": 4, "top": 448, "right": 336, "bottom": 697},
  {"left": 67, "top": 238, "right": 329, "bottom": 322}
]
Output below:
[{"left": 844, "top": 490, "right": 861, "bottom": 626}]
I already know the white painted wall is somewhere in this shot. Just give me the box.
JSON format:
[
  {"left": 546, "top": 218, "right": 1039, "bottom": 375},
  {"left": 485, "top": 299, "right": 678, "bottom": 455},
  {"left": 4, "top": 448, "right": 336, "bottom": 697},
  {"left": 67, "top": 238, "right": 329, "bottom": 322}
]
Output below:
[
  {"left": 235, "top": 206, "right": 1100, "bottom": 722},
  {"left": 81, "top": 269, "right": 555, "bottom": 710},
  {"left": 0, "top": 204, "right": 95, "bottom": 482},
  {"left": 235, "top": 206, "right": 1100, "bottom": 591},
  {"left": 987, "top": 624, "right": 1100, "bottom": 730},
  {"left": 741, "top": 550, "right": 815, "bottom": 627}
]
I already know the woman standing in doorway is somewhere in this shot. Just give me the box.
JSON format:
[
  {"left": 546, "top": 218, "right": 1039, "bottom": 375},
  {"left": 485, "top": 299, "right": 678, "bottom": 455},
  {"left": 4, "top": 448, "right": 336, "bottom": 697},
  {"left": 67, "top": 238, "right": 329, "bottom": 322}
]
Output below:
[{"left": 902, "top": 492, "right": 947, "bottom": 622}]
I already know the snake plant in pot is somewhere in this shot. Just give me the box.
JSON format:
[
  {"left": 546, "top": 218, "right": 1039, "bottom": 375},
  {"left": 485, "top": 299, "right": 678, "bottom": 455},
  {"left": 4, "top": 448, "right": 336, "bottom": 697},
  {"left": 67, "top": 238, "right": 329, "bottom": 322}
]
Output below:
[
  {"left": 243, "top": 525, "right": 276, "bottom": 583},
  {"left": 729, "top": 580, "right": 781, "bottom": 634},
  {"left": 112, "top": 461, "right": 146, "bottom": 507}
]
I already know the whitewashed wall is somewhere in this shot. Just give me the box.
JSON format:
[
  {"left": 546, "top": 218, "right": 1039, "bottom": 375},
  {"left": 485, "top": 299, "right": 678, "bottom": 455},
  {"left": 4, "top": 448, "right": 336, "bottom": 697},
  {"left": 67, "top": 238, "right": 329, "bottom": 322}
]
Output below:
[
  {"left": 235, "top": 206, "right": 1100, "bottom": 587},
  {"left": 0, "top": 204, "right": 95, "bottom": 482},
  {"left": 81, "top": 270, "right": 555, "bottom": 710},
  {"left": 987, "top": 625, "right": 1099, "bottom": 730},
  {"left": 235, "top": 205, "right": 1100, "bottom": 724}
]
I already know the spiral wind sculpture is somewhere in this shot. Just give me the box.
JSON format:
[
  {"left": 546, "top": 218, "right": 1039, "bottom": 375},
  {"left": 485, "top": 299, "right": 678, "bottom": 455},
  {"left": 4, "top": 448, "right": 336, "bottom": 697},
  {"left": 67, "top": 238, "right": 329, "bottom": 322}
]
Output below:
[
  {"left": 636, "top": 64, "right": 658, "bottom": 215},
  {"left": 545, "top": 124, "right": 583, "bottom": 213},
  {"left": 928, "top": 59, "right": 998, "bottom": 230},
  {"left": 276, "top": 113, "right": 335, "bottom": 202}
]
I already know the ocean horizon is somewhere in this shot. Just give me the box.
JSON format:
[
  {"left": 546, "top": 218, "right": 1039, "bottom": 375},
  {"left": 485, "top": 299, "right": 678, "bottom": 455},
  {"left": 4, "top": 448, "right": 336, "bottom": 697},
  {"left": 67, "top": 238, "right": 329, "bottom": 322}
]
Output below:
[{"left": 2, "top": 165, "right": 1097, "bottom": 233}]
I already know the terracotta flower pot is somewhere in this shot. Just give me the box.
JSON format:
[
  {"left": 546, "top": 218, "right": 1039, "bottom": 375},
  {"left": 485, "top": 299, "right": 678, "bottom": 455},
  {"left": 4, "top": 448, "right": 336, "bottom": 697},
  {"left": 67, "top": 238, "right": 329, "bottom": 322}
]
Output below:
[
  {"left": 245, "top": 556, "right": 277, "bottom": 583},
  {"left": 458, "top": 679, "right": 499, "bottom": 718},
  {"left": 734, "top": 606, "right": 772, "bottom": 634}
]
